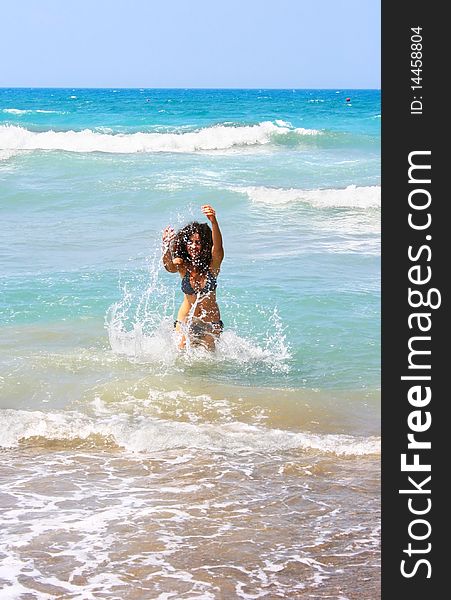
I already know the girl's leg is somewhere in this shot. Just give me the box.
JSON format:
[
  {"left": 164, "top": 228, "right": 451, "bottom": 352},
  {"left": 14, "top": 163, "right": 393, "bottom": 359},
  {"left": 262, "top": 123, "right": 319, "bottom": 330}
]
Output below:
[
  {"left": 174, "top": 321, "right": 187, "bottom": 349},
  {"left": 199, "top": 333, "right": 216, "bottom": 351}
]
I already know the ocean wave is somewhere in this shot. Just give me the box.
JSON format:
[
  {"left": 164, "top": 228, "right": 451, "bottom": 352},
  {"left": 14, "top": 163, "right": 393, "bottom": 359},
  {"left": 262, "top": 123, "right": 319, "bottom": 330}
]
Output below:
[
  {"left": 232, "top": 184, "right": 381, "bottom": 209},
  {"left": 3, "top": 108, "right": 30, "bottom": 115},
  {"left": 0, "top": 408, "right": 380, "bottom": 456},
  {"left": 0, "top": 149, "right": 18, "bottom": 161},
  {"left": 2, "top": 108, "right": 62, "bottom": 115},
  {"left": 0, "top": 121, "right": 321, "bottom": 154}
]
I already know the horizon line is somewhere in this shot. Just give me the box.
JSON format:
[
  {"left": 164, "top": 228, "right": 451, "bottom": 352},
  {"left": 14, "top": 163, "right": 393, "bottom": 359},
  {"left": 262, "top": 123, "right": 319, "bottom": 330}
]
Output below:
[{"left": 0, "top": 86, "right": 381, "bottom": 91}]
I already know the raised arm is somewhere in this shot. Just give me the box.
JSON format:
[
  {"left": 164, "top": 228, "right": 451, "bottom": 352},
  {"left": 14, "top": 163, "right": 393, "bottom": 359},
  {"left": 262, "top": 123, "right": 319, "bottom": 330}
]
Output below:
[{"left": 201, "top": 205, "right": 224, "bottom": 270}]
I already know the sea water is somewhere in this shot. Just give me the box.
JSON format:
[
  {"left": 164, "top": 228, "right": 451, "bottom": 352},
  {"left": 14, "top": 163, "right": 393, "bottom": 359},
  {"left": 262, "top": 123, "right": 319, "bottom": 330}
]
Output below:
[{"left": 0, "top": 88, "right": 380, "bottom": 598}]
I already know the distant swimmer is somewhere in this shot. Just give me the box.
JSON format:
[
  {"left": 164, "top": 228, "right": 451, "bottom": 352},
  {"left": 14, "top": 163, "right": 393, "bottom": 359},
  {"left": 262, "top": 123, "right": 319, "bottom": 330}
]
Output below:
[{"left": 162, "top": 205, "right": 224, "bottom": 351}]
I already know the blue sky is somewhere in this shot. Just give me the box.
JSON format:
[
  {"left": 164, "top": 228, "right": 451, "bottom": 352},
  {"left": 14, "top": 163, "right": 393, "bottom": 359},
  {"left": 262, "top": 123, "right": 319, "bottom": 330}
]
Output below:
[{"left": 1, "top": 0, "right": 380, "bottom": 88}]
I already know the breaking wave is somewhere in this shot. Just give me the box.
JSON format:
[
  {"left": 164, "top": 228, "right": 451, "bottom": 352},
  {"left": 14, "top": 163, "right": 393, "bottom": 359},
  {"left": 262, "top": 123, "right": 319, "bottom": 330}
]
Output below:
[
  {"left": 0, "top": 121, "right": 321, "bottom": 154},
  {"left": 0, "top": 408, "right": 380, "bottom": 456},
  {"left": 232, "top": 184, "right": 381, "bottom": 209}
]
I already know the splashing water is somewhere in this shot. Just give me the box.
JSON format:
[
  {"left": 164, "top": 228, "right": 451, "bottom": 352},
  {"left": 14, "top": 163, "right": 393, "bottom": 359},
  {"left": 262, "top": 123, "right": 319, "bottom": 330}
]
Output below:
[{"left": 105, "top": 219, "right": 291, "bottom": 378}]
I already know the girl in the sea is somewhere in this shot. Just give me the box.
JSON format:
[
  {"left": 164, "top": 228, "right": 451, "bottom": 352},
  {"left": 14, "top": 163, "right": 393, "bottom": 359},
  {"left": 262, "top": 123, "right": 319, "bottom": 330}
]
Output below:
[{"left": 162, "top": 205, "right": 224, "bottom": 350}]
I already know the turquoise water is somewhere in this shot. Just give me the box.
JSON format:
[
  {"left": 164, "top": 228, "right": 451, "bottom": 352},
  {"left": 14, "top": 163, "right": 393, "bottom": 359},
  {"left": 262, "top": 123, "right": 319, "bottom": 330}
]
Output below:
[
  {"left": 1, "top": 88, "right": 380, "bottom": 391},
  {"left": 0, "top": 89, "right": 380, "bottom": 598}
]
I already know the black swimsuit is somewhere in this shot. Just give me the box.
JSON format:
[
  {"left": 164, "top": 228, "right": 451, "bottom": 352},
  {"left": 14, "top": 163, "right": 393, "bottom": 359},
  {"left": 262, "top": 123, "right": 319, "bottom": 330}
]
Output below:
[
  {"left": 181, "top": 270, "right": 217, "bottom": 295},
  {"left": 174, "top": 269, "right": 223, "bottom": 333},
  {"left": 174, "top": 318, "right": 224, "bottom": 336}
]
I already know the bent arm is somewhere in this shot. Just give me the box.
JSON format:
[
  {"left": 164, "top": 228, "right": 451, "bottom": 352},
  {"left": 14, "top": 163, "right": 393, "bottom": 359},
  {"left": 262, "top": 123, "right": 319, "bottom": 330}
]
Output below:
[
  {"left": 210, "top": 216, "right": 224, "bottom": 270},
  {"left": 162, "top": 246, "right": 178, "bottom": 272},
  {"left": 201, "top": 205, "right": 224, "bottom": 271},
  {"left": 161, "top": 226, "right": 181, "bottom": 273}
]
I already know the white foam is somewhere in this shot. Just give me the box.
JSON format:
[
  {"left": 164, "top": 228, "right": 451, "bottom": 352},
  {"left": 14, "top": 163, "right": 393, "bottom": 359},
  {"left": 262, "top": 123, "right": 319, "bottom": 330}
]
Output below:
[
  {"left": 0, "top": 122, "right": 320, "bottom": 154},
  {"left": 3, "top": 108, "right": 29, "bottom": 115},
  {"left": 232, "top": 184, "right": 381, "bottom": 209},
  {"left": 0, "top": 409, "right": 380, "bottom": 456},
  {"left": 2, "top": 108, "right": 61, "bottom": 115},
  {"left": 107, "top": 311, "right": 291, "bottom": 375},
  {"left": 0, "top": 149, "right": 18, "bottom": 161}
]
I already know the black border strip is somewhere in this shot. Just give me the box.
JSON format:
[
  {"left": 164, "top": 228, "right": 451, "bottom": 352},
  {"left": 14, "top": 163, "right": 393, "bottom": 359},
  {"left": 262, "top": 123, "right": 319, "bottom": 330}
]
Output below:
[{"left": 382, "top": 2, "right": 444, "bottom": 596}]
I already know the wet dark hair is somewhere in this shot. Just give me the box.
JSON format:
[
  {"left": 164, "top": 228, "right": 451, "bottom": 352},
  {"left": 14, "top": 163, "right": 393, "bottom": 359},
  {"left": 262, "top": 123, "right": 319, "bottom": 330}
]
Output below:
[{"left": 173, "top": 221, "right": 212, "bottom": 272}]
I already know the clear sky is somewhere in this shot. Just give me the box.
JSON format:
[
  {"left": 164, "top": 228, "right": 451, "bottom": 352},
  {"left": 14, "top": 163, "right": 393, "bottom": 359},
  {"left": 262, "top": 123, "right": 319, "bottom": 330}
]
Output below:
[{"left": 1, "top": 0, "right": 380, "bottom": 88}]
